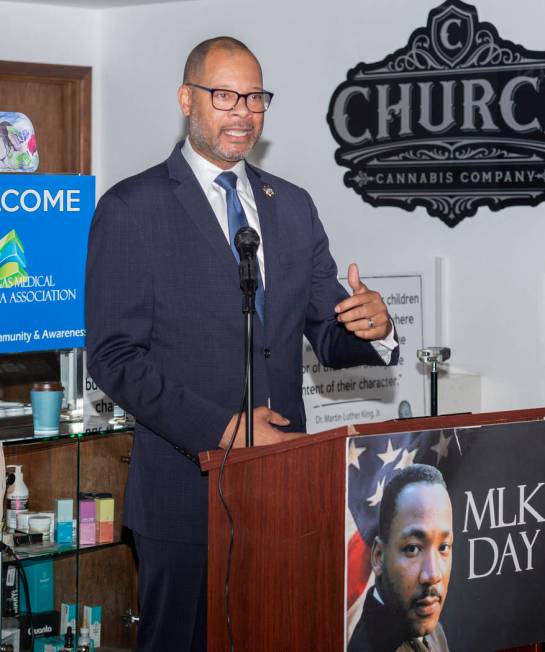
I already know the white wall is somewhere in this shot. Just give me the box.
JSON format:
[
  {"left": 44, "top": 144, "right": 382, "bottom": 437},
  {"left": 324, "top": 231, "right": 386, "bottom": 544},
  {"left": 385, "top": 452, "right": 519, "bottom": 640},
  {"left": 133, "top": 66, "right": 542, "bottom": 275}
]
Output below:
[
  {"left": 97, "top": 0, "right": 545, "bottom": 413},
  {"left": 0, "top": 1, "right": 102, "bottom": 177},
  {"left": 3, "top": 0, "right": 545, "bottom": 414}
]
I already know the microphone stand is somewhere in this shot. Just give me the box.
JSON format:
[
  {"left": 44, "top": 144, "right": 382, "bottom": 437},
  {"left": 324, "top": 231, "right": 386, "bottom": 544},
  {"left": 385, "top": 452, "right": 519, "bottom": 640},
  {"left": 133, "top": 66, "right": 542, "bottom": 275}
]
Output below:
[
  {"left": 416, "top": 347, "right": 451, "bottom": 417},
  {"left": 235, "top": 226, "right": 260, "bottom": 448},
  {"left": 241, "top": 270, "right": 255, "bottom": 448},
  {"left": 239, "top": 250, "right": 257, "bottom": 448}
]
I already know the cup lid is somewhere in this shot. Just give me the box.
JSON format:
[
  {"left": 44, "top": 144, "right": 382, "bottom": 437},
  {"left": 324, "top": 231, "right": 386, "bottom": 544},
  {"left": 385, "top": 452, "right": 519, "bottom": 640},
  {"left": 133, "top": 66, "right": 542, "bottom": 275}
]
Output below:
[{"left": 31, "top": 381, "right": 63, "bottom": 391}]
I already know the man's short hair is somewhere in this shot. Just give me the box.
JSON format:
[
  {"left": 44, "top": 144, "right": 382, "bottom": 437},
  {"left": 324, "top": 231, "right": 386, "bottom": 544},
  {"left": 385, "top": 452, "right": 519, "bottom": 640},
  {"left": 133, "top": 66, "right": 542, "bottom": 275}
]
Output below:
[
  {"left": 183, "top": 36, "right": 260, "bottom": 83},
  {"left": 378, "top": 464, "right": 447, "bottom": 542}
]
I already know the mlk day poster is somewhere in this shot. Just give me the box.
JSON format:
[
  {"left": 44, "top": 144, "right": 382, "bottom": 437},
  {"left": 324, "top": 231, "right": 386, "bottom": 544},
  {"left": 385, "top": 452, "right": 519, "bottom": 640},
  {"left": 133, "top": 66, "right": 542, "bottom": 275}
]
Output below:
[
  {"left": 0, "top": 174, "right": 95, "bottom": 353},
  {"left": 302, "top": 274, "right": 424, "bottom": 433},
  {"left": 345, "top": 420, "right": 545, "bottom": 651}
]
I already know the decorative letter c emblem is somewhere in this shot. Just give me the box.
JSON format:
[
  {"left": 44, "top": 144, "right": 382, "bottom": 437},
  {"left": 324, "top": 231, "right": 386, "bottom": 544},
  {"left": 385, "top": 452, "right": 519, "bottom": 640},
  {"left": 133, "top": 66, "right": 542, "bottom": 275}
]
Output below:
[{"left": 440, "top": 18, "right": 462, "bottom": 50}]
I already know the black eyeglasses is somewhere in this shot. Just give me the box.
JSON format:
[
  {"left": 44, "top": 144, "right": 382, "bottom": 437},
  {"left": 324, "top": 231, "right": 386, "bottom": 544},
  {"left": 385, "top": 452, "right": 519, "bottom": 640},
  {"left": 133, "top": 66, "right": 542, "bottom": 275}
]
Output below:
[{"left": 187, "top": 83, "right": 274, "bottom": 113}]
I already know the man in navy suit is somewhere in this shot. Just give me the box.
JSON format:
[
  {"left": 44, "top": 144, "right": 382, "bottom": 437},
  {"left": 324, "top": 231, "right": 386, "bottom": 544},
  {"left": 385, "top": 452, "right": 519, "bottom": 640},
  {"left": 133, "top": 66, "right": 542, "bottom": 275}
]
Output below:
[{"left": 85, "top": 36, "right": 399, "bottom": 652}]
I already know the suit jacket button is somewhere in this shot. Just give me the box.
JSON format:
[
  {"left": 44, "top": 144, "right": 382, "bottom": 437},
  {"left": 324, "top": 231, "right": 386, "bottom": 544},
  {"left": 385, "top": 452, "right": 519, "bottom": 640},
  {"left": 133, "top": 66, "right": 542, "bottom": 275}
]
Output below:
[{"left": 264, "top": 348, "right": 272, "bottom": 359}]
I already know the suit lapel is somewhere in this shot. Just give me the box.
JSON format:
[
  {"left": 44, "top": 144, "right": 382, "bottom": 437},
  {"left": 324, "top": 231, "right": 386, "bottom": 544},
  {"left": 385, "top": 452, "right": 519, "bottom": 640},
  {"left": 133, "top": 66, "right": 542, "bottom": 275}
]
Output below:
[
  {"left": 246, "top": 163, "right": 279, "bottom": 334},
  {"left": 166, "top": 145, "right": 272, "bottom": 337},
  {"left": 167, "top": 143, "right": 238, "bottom": 271}
]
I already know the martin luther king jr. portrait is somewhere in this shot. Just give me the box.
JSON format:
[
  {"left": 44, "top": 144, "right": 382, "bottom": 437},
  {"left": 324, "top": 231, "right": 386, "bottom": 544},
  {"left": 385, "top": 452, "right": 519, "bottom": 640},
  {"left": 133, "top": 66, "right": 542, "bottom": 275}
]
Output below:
[{"left": 348, "top": 464, "right": 453, "bottom": 652}]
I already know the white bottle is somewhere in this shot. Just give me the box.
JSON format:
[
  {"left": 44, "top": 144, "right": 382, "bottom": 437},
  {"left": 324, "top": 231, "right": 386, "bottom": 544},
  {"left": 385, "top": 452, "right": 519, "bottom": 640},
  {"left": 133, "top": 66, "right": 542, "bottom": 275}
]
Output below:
[
  {"left": 77, "top": 626, "right": 91, "bottom": 652},
  {"left": 6, "top": 465, "right": 29, "bottom": 532}
]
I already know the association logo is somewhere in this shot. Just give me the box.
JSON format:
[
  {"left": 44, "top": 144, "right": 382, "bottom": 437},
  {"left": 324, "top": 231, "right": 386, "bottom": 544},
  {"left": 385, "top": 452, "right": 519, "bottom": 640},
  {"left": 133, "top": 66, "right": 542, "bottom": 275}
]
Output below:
[
  {"left": 0, "top": 229, "right": 28, "bottom": 285},
  {"left": 327, "top": 0, "right": 545, "bottom": 226}
]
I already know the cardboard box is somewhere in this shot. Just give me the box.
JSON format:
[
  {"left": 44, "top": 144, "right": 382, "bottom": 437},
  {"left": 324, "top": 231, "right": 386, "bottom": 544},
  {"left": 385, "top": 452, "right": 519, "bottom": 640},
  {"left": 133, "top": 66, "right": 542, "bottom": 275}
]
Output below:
[
  {"left": 20, "top": 610, "right": 59, "bottom": 649},
  {"left": 1, "top": 560, "right": 19, "bottom": 616},
  {"left": 36, "top": 635, "right": 94, "bottom": 652},
  {"left": 60, "top": 602, "right": 76, "bottom": 635},
  {"left": 34, "top": 636, "right": 64, "bottom": 652},
  {"left": 95, "top": 498, "right": 114, "bottom": 522},
  {"left": 55, "top": 499, "right": 73, "bottom": 544},
  {"left": 83, "top": 604, "right": 102, "bottom": 647},
  {"left": 79, "top": 499, "right": 96, "bottom": 545},
  {"left": 1, "top": 627, "right": 20, "bottom": 652},
  {"left": 95, "top": 498, "right": 114, "bottom": 544}
]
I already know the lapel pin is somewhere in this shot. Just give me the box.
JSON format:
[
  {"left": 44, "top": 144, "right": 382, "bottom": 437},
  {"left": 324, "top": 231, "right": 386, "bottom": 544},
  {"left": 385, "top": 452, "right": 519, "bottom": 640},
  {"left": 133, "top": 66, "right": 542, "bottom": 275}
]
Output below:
[{"left": 262, "top": 184, "right": 275, "bottom": 198}]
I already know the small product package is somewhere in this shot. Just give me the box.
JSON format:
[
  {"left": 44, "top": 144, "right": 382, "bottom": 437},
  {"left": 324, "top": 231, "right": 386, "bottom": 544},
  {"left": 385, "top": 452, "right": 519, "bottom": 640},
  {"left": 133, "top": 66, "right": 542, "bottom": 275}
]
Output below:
[
  {"left": 79, "top": 499, "right": 96, "bottom": 545},
  {"left": 60, "top": 602, "right": 76, "bottom": 635},
  {"left": 95, "top": 497, "right": 114, "bottom": 544},
  {"left": 83, "top": 604, "right": 102, "bottom": 647},
  {"left": 19, "top": 610, "right": 59, "bottom": 649},
  {"left": 35, "top": 636, "right": 64, "bottom": 652},
  {"left": 55, "top": 499, "right": 74, "bottom": 544}
]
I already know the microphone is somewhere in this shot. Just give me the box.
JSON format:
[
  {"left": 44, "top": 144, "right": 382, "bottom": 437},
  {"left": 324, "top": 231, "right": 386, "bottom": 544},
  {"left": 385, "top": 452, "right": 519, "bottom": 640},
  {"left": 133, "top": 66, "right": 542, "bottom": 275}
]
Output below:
[
  {"left": 235, "top": 227, "right": 259, "bottom": 298},
  {"left": 235, "top": 226, "right": 260, "bottom": 261}
]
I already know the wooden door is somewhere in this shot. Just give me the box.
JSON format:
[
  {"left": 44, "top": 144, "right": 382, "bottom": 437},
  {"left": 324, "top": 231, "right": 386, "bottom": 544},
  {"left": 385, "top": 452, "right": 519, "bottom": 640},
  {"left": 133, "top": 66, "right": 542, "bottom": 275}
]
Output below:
[
  {"left": 0, "top": 60, "right": 92, "bottom": 404},
  {"left": 0, "top": 60, "right": 91, "bottom": 174}
]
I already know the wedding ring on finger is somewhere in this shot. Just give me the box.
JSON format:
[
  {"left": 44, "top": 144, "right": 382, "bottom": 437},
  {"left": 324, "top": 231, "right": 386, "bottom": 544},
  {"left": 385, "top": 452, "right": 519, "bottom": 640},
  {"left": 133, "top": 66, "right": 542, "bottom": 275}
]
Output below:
[{"left": 367, "top": 317, "right": 374, "bottom": 329}]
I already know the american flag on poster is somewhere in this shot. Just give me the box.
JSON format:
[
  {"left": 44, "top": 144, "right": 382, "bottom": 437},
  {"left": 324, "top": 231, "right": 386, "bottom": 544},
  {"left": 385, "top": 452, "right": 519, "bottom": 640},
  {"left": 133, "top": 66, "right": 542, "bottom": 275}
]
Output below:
[{"left": 346, "top": 428, "right": 461, "bottom": 633}]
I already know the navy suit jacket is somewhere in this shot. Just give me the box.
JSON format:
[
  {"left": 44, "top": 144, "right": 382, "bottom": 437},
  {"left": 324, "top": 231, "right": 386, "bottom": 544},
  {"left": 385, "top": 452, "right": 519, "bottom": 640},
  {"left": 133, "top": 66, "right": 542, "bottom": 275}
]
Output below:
[{"left": 85, "top": 143, "right": 399, "bottom": 543}]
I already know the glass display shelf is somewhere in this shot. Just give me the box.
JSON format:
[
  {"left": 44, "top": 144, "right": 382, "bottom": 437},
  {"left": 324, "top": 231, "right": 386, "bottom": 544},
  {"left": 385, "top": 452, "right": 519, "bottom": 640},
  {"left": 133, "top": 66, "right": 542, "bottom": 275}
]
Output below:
[
  {"left": 3, "top": 539, "right": 125, "bottom": 561},
  {"left": 0, "top": 416, "right": 134, "bottom": 444},
  {"left": 0, "top": 418, "right": 138, "bottom": 649}
]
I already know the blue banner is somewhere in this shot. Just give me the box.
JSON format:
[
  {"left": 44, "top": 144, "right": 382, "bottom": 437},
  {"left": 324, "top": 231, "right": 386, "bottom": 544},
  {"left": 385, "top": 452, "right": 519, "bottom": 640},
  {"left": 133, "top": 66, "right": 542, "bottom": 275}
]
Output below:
[{"left": 0, "top": 174, "right": 95, "bottom": 353}]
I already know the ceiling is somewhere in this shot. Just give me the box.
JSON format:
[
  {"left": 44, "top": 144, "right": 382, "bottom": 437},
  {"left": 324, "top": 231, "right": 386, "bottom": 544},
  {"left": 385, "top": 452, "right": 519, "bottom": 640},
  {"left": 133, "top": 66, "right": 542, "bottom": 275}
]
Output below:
[{"left": 5, "top": 0, "right": 191, "bottom": 8}]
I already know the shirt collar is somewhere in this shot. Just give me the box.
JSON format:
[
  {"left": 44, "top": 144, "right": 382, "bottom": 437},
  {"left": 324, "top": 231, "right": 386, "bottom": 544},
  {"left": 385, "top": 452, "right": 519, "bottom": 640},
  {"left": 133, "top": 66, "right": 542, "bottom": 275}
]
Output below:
[{"left": 181, "top": 138, "right": 252, "bottom": 196}]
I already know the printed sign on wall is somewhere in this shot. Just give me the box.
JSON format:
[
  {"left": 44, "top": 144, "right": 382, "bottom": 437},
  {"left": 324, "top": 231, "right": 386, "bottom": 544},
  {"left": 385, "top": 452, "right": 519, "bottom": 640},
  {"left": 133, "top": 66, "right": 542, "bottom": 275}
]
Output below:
[
  {"left": 328, "top": 0, "right": 545, "bottom": 226},
  {"left": 302, "top": 274, "right": 424, "bottom": 433},
  {"left": 0, "top": 174, "right": 95, "bottom": 352},
  {"left": 345, "top": 421, "right": 545, "bottom": 651}
]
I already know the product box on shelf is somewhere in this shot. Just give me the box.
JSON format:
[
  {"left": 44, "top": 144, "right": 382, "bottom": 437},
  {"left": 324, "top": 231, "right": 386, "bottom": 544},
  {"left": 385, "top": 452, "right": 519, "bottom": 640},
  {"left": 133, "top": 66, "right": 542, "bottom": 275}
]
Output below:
[
  {"left": 19, "top": 558, "right": 54, "bottom": 613},
  {"left": 1, "top": 560, "right": 19, "bottom": 616},
  {"left": 55, "top": 498, "right": 73, "bottom": 544},
  {"left": 1, "top": 627, "right": 20, "bottom": 652},
  {"left": 95, "top": 497, "right": 114, "bottom": 544},
  {"left": 19, "top": 609, "right": 59, "bottom": 649},
  {"left": 34, "top": 636, "right": 63, "bottom": 652},
  {"left": 79, "top": 499, "right": 96, "bottom": 545},
  {"left": 60, "top": 602, "right": 76, "bottom": 635},
  {"left": 35, "top": 636, "right": 95, "bottom": 652},
  {"left": 83, "top": 604, "right": 102, "bottom": 647}
]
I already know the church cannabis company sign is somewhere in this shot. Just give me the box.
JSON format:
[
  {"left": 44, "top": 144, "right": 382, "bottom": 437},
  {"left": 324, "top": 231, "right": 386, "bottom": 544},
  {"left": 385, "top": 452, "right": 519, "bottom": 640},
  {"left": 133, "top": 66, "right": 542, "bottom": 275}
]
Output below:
[
  {"left": 328, "top": 0, "right": 545, "bottom": 226},
  {"left": 0, "top": 175, "right": 95, "bottom": 353}
]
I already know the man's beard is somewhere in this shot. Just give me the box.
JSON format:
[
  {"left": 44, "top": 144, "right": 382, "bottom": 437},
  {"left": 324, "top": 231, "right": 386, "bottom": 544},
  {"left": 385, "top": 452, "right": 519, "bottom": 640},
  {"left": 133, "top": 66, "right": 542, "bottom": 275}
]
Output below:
[
  {"left": 188, "top": 112, "right": 261, "bottom": 163},
  {"left": 378, "top": 576, "right": 443, "bottom": 639}
]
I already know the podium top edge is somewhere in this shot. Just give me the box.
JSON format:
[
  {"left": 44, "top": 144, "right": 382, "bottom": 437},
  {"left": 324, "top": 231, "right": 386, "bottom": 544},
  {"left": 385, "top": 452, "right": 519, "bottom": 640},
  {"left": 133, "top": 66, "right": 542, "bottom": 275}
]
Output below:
[{"left": 198, "top": 407, "right": 545, "bottom": 472}]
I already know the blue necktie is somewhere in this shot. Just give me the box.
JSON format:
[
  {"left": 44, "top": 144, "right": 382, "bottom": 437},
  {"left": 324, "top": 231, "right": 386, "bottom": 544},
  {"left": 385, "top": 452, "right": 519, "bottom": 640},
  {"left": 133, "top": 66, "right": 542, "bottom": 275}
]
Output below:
[{"left": 215, "top": 171, "right": 265, "bottom": 322}]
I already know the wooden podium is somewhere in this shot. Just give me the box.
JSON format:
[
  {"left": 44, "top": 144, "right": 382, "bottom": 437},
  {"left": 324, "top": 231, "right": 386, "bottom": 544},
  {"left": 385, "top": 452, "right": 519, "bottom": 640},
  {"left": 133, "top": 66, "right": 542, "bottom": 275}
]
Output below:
[{"left": 199, "top": 408, "right": 545, "bottom": 652}]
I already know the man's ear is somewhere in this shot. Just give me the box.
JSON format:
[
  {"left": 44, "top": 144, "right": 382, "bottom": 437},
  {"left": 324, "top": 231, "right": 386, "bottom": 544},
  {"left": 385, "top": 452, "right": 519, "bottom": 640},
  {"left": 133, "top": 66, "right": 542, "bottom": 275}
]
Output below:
[
  {"left": 178, "top": 84, "right": 192, "bottom": 117},
  {"left": 371, "top": 536, "right": 385, "bottom": 577}
]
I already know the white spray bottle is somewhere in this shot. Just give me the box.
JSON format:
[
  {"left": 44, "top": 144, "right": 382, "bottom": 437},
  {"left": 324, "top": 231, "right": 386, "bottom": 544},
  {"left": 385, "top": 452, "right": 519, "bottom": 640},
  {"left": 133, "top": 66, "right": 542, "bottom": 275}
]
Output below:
[{"left": 6, "top": 465, "right": 29, "bottom": 532}]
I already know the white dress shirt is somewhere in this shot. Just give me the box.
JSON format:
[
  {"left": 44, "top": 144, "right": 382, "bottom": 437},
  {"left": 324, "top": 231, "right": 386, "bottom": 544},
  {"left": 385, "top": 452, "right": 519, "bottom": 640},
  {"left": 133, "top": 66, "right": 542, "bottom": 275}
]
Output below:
[
  {"left": 181, "top": 138, "right": 397, "bottom": 360},
  {"left": 181, "top": 138, "right": 266, "bottom": 284}
]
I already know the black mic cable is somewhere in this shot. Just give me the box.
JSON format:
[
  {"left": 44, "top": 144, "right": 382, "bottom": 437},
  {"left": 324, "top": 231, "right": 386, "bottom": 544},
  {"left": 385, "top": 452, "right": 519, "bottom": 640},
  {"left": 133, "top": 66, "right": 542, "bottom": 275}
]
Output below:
[{"left": 217, "top": 360, "right": 248, "bottom": 652}]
